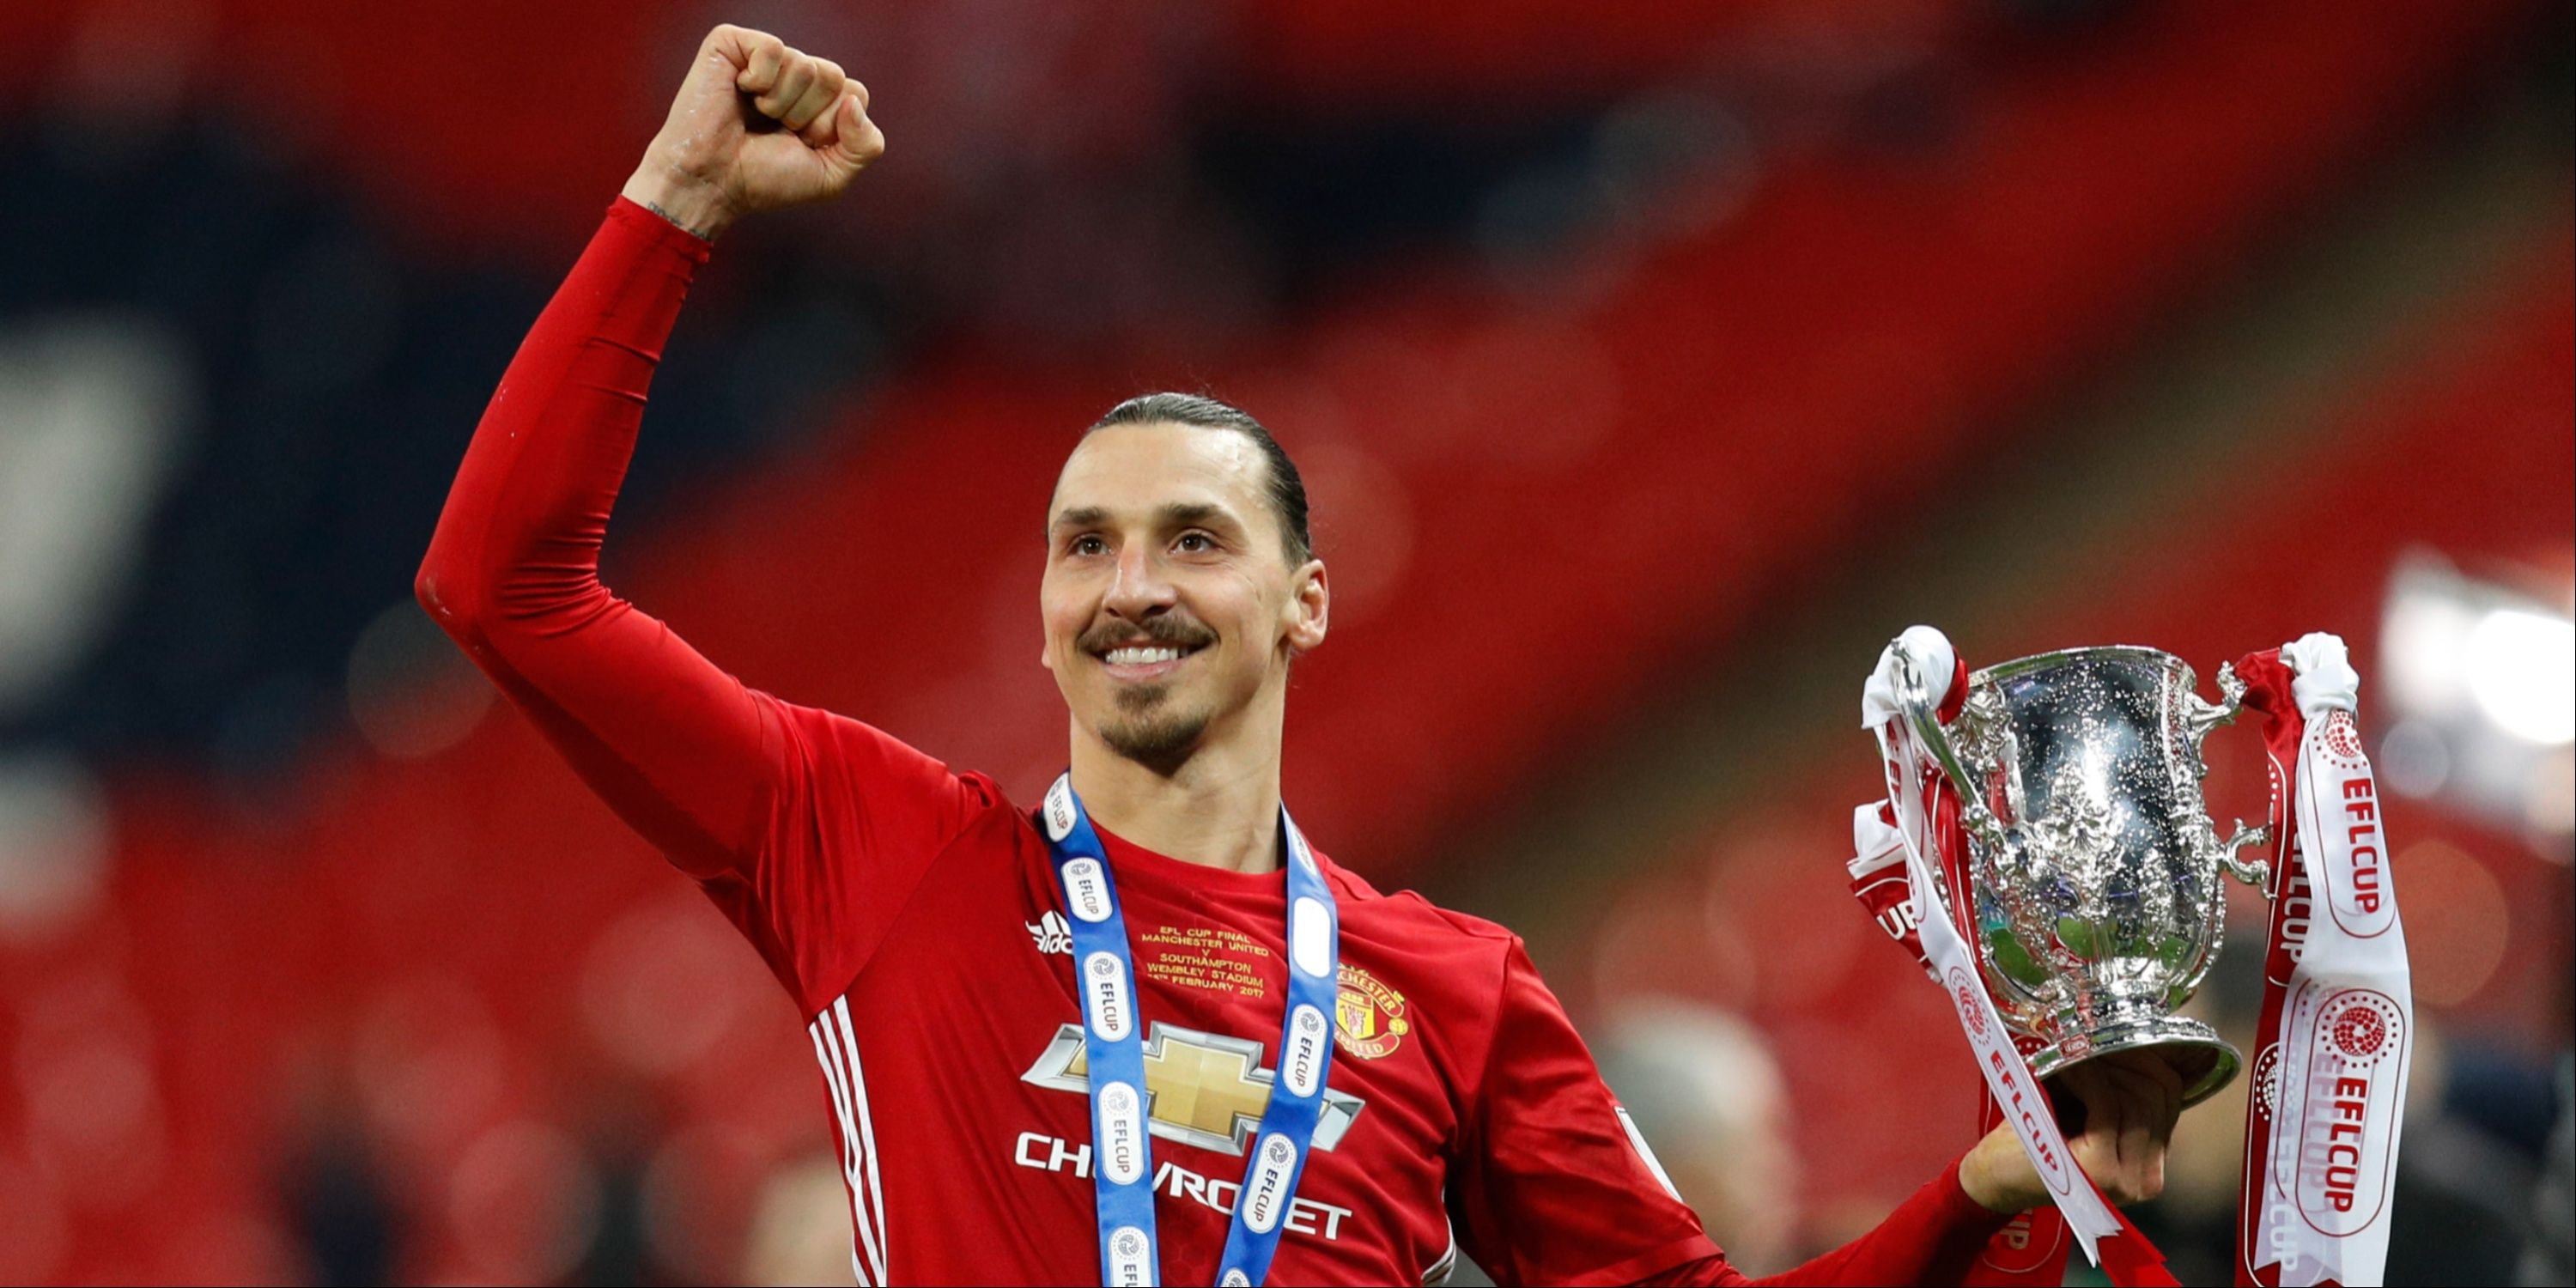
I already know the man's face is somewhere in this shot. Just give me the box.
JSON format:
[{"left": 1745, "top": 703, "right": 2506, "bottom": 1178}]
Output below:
[{"left": 1042, "top": 422, "right": 1324, "bottom": 769}]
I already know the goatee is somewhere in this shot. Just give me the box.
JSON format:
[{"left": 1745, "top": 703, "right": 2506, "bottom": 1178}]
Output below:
[{"left": 1100, "top": 685, "right": 1211, "bottom": 774}]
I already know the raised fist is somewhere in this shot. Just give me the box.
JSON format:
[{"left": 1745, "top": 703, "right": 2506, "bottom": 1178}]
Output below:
[{"left": 621, "top": 24, "right": 884, "bottom": 239}]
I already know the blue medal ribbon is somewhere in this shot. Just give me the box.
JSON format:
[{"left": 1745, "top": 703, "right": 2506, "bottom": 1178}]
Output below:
[{"left": 1039, "top": 772, "right": 1340, "bottom": 1288}]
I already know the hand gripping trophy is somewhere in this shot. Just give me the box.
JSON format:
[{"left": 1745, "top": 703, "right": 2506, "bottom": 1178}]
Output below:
[{"left": 1854, "top": 628, "right": 2416, "bottom": 1287}]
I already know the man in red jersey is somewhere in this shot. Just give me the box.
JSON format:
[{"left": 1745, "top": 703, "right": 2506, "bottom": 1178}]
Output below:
[{"left": 419, "top": 25, "right": 2185, "bottom": 1286}]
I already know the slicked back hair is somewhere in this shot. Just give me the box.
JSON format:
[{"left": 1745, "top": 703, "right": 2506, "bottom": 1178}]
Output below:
[{"left": 1084, "top": 392, "right": 1313, "bottom": 566}]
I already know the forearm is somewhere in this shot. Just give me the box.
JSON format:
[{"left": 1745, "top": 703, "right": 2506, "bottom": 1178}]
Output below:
[
  {"left": 422, "top": 17, "right": 872, "bottom": 675},
  {"left": 1637, "top": 1157, "right": 2009, "bottom": 1286},
  {"left": 416, "top": 197, "right": 707, "bottom": 641},
  {"left": 623, "top": 166, "right": 736, "bottom": 241},
  {"left": 416, "top": 198, "right": 775, "bottom": 874}
]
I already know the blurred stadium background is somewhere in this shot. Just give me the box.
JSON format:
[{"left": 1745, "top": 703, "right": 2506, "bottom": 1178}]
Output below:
[{"left": 0, "top": 0, "right": 2567, "bottom": 1283}]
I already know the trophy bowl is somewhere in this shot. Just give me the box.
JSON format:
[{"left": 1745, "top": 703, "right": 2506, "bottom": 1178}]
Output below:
[{"left": 1908, "top": 645, "right": 2271, "bottom": 1108}]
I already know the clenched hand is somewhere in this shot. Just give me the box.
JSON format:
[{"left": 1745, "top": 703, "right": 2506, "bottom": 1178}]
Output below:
[{"left": 621, "top": 24, "right": 884, "bottom": 239}]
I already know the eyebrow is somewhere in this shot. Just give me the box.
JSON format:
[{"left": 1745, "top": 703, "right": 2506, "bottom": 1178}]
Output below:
[
  {"left": 1048, "top": 505, "right": 1111, "bottom": 536},
  {"left": 1047, "top": 501, "right": 1238, "bottom": 537}
]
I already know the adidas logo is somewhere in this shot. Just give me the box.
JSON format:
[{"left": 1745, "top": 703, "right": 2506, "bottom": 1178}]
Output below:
[{"left": 1028, "top": 909, "right": 1072, "bottom": 956}]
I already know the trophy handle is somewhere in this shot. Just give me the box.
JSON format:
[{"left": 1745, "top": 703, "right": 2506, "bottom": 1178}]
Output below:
[
  {"left": 2183, "top": 660, "right": 2248, "bottom": 746},
  {"left": 2215, "top": 819, "right": 2274, "bottom": 886},
  {"left": 1886, "top": 636, "right": 2010, "bottom": 849},
  {"left": 2187, "top": 662, "right": 2273, "bottom": 885}
]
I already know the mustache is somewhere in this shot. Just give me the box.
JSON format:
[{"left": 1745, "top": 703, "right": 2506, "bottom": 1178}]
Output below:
[{"left": 1077, "top": 616, "right": 1217, "bottom": 653}]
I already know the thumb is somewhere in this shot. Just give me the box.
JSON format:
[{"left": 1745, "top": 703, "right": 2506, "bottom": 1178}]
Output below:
[{"left": 826, "top": 90, "right": 884, "bottom": 172}]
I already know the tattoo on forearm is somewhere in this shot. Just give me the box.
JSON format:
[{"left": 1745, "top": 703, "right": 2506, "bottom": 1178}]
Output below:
[{"left": 642, "top": 199, "right": 719, "bottom": 241}]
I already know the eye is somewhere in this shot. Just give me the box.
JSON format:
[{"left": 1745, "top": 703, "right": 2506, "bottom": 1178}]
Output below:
[
  {"left": 1176, "top": 531, "right": 1218, "bottom": 554},
  {"left": 1068, "top": 534, "right": 1107, "bottom": 556}
]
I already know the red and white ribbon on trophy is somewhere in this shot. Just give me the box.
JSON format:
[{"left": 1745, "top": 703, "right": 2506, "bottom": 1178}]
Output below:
[
  {"left": 1850, "top": 628, "right": 2413, "bottom": 1288},
  {"left": 2231, "top": 635, "right": 2414, "bottom": 1287},
  {"left": 1850, "top": 805, "right": 2093, "bottom": 1287}
]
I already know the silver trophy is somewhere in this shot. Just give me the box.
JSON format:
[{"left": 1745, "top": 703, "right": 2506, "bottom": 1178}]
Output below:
[{"left": 1886, "top": 641, "right": 2273, "bottom": 1106}]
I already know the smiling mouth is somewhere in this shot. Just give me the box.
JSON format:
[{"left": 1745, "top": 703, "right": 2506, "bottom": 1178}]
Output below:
[{"left": 1092, "top": 641, "right": 1207, "bottom": 678}]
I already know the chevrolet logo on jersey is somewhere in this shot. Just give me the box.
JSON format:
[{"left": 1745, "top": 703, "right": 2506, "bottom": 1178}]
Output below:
[{"left": 1023, "top": 1022, "right": 1364, "bottom": 1155}]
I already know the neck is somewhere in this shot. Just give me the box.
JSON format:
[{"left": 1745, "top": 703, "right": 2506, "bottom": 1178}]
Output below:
[{"left": 1069, "top": 708, "right": 1285, "bottom": 876}]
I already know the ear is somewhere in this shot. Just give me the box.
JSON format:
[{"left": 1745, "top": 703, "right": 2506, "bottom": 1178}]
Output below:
[{"left": 1284, "top": 558, "right": 1328, "bottom": 654}]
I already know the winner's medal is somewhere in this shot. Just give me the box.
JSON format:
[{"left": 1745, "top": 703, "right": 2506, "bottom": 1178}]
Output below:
[{"left": 1039, "top": 773, "right": 1340, "bottom": 1287}]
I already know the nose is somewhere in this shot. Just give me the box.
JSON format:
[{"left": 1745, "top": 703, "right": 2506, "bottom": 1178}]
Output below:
[{"left": 1103, "top": 541, "right": 1176, "bottom": 622}]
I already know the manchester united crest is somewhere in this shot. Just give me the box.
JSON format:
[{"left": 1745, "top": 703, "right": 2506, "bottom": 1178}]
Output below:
[{"left": 1334, "top": 964, "right": 1412, "bottom": 1060}]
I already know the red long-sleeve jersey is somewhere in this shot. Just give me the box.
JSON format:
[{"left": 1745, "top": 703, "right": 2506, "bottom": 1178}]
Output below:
[{"left": 416, "top": 197, "right": 2010, "bottom": 1285}]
